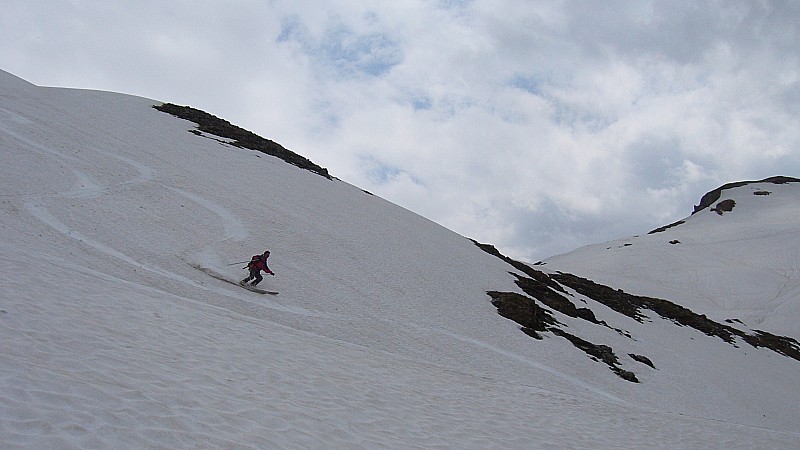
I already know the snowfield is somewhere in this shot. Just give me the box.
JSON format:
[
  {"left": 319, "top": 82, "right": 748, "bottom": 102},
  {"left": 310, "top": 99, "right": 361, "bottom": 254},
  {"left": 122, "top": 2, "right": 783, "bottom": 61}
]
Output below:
[
  {"left": 1, "top": 69, "right": 798, "bottom": 448},
  {"left": 546, "top": 179, "right": 800, "bottom": 338}
]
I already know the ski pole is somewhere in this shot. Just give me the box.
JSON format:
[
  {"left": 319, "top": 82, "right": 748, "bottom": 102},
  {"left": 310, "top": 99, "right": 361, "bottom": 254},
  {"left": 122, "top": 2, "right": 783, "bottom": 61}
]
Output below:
[{"left": 226, "top": 260, "right": 250, "bottom": 266}]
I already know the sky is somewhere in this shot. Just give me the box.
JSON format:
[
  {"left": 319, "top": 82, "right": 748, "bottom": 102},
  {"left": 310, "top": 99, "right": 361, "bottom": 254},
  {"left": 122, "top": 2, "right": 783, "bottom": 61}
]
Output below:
[{"left": 2, "top": 0, "right": 799, "bottom": 261}]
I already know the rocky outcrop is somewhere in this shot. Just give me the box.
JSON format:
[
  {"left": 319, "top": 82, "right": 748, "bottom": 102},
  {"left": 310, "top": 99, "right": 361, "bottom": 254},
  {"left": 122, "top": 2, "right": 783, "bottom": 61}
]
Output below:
[
  {"left": 153, "top": 103, "right": 331, "bottom": 179},
  {"left": 692, "top": 176, "right": 799, "bottom": 214},
  {"left": 476, "top": 241, "right": 642, "bottom": 382},
  {"left": 629, "top": 354, "right": 655, "bottom": 368},
  {"left": 710, "top": 199, "right": 736, "bottom": 215},
  {"left": 551, "top": 271, "right": 800, "bottom": 361},
  {"left": 487, "top": 288, "right": 638, "bottom": 382},
  {"left": 487, "top": 291, "right": 557, "bottom": 340},
  {"left": 551, "top": 329, "right": 639, "bottom": 382},
  {"left": 476, "top": 240, "right": 800, "bottom": 384},
  {"left": 648, "top": 220, "right": 685, "bottom": 234}
]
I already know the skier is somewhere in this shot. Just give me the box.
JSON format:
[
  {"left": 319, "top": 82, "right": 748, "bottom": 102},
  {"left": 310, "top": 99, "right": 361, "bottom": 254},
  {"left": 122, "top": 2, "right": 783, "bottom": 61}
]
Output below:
[{"left": 240, "top": 250, "right": 274, "bottom": 286}]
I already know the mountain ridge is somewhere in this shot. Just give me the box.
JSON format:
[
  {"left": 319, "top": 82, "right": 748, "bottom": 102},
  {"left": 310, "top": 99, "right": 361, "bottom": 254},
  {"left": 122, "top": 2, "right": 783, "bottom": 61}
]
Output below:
[
  {"left": 153, "top": 102, "right": 332, "bottom": 179},
  {"left": 692, "top": 176, "right": 800, "bottom": 214},
  {"left": 2, "top": 68, "right": 799, "bottom": 446}
]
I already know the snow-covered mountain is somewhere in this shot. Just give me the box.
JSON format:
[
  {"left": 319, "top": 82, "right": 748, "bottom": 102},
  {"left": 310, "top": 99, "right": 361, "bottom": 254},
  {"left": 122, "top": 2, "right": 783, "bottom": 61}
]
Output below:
[{"left": 1, "top": 69, "right": 798, "bottom": 448}]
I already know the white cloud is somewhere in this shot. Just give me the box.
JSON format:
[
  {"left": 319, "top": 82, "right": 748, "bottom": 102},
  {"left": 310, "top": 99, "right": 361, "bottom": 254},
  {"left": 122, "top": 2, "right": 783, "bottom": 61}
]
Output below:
[{"left": 1, "top": 0, "right": 799, "bottom": 261}]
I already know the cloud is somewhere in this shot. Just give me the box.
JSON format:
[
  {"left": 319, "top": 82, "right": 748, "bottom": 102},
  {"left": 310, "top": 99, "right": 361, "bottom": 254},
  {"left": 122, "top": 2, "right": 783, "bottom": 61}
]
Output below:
[
  {"left": 277, "top": 14, "right": 403, "bottom": 79},
  {"left": 1, "top": 0, "right": 799, "bottom": 261}
]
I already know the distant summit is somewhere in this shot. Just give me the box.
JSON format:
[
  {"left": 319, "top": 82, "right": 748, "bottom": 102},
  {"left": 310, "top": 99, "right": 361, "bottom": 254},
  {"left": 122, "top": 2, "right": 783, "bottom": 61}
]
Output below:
[{"left": 692, "top": 176, "right": 800, "bottom": 214}]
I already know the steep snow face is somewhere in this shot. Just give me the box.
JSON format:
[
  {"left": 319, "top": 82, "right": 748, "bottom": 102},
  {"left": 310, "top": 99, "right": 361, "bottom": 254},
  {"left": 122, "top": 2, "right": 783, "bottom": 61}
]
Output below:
[
  {"left": 546, "top": 179, "right": 800, "bottom": 338},
  {"left": 1, "top": 69, "right": 799, "bottom": 447}
]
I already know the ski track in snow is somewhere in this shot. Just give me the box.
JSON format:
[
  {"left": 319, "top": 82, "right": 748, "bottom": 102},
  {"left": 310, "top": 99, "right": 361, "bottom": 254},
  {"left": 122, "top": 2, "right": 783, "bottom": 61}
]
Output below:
[
  {"left": 107, "top": 151, "right": 154, "bottom": 184},
  {"left": 19, "top": 130, "right": 613, "bottom": 402},
  {"left": 62, "top": 170, "right": 107, "bottom": 199},
  {"left": 15, "top": 127, "right": 333, "bottom": 320},
  {"left": 0, "top": 113, "right": 81, "bottom": 162},
  {"left": 24, "top": 196, "right": 334, "bottom": 319},
  {"left": 172, "top": 188, "right": 247, "bottom": 242},
  {"left": 412, "top": 323, "right": 627, "bottom": 405},
  {"left": 0, "top": 105, "right": 33, "bottom": 125}
]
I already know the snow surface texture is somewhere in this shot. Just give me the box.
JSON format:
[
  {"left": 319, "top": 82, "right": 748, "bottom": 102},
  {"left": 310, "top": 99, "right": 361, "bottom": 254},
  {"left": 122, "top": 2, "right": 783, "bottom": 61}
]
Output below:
[{"left": 1, "top": 69, "right": 798, "bottom": 448}]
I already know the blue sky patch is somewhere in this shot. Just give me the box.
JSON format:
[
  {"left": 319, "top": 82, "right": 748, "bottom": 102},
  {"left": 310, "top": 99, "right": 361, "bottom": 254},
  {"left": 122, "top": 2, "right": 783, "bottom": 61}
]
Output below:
[{"left": 278, "top": 16, "right": 403, "bottom": 79}]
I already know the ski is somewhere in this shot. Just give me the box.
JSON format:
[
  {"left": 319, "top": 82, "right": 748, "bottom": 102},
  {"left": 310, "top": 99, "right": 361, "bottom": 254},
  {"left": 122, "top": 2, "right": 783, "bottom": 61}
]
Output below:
[
  {"left": 190, "top": 263, "right": 278, "bottom": 295},
  {"left": 237, "top": 281, "right": 278, "bottom": 295}
]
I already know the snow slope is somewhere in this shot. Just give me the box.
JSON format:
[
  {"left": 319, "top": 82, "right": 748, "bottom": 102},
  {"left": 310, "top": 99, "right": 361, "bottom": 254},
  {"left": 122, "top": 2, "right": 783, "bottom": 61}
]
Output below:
[
  {"left": 546, "top": 179, "right": 800, "bottom": 338},
  {"left": 1, "top": 69, "right": 798, "bottom": 448}
]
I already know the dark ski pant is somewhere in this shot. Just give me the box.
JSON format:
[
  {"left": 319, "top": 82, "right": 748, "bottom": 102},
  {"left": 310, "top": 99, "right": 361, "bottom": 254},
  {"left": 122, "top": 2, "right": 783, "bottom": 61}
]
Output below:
[{"left": 241, "top": 268, "right": 263, "bottom": 286}]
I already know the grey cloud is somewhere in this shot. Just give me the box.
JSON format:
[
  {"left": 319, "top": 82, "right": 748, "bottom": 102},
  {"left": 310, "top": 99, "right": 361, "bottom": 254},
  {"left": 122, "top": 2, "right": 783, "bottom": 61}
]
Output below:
[{"left": 562, "top": 1, "right": 799, "bottom": 64}]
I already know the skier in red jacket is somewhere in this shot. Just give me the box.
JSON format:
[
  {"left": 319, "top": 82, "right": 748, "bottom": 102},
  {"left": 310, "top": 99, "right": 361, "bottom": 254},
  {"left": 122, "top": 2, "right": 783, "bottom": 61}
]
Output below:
[{"left": 240, "top": 250, "right": 274, "bottom": 286}]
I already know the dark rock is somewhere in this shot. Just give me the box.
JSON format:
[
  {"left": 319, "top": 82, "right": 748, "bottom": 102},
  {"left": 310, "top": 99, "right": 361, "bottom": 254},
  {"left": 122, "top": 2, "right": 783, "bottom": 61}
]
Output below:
[
  {"left": 711, "top": 199, "right": 736, "bottom": 215},
  {"left": 487, "top": 291, "right": 557, "bottom": 339},
  {"left": 553, "top": 272, "right": 739, "bottom": 342},
  {"left": 551, "top": 273, "right": 647, "bottom": 322},
  {"left": 153, "top": 103, "right": 331, "bottom": 179},
  {"left": 512, "top": 273, "right": 605, "bottom": 326},
  {"left": 742, "top": 330, "right": 800, "bottom": 360},
  {"left": 472, "top": 240, "right": 566, "bottom": 293},
  {"left": 692, "top": 176, "right": 800, "bottom": 214},
  {"left": 553, "top": 272, "right": 800, "bottom": 361},
  {"left": 551, "top": 329, "right": 639, "bottom": 383},
  {"left": 629, "top": 353, "right": 655, "bottom": 368},
  {"left": 613, "top": 367, "right": 639, "bottom": 383},
  {"left": 475, "top": 237, "right": 800, "bottom": 388},
  {"left": 649, "top": 220, "right": 685, "bottom": 234}
]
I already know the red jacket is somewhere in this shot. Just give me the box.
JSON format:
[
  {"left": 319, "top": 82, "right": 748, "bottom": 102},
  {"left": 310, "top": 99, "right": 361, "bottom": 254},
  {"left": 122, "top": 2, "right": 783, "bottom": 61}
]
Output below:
[{"left": 247, "top": 253, "right": 273, "bottom": 274}]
